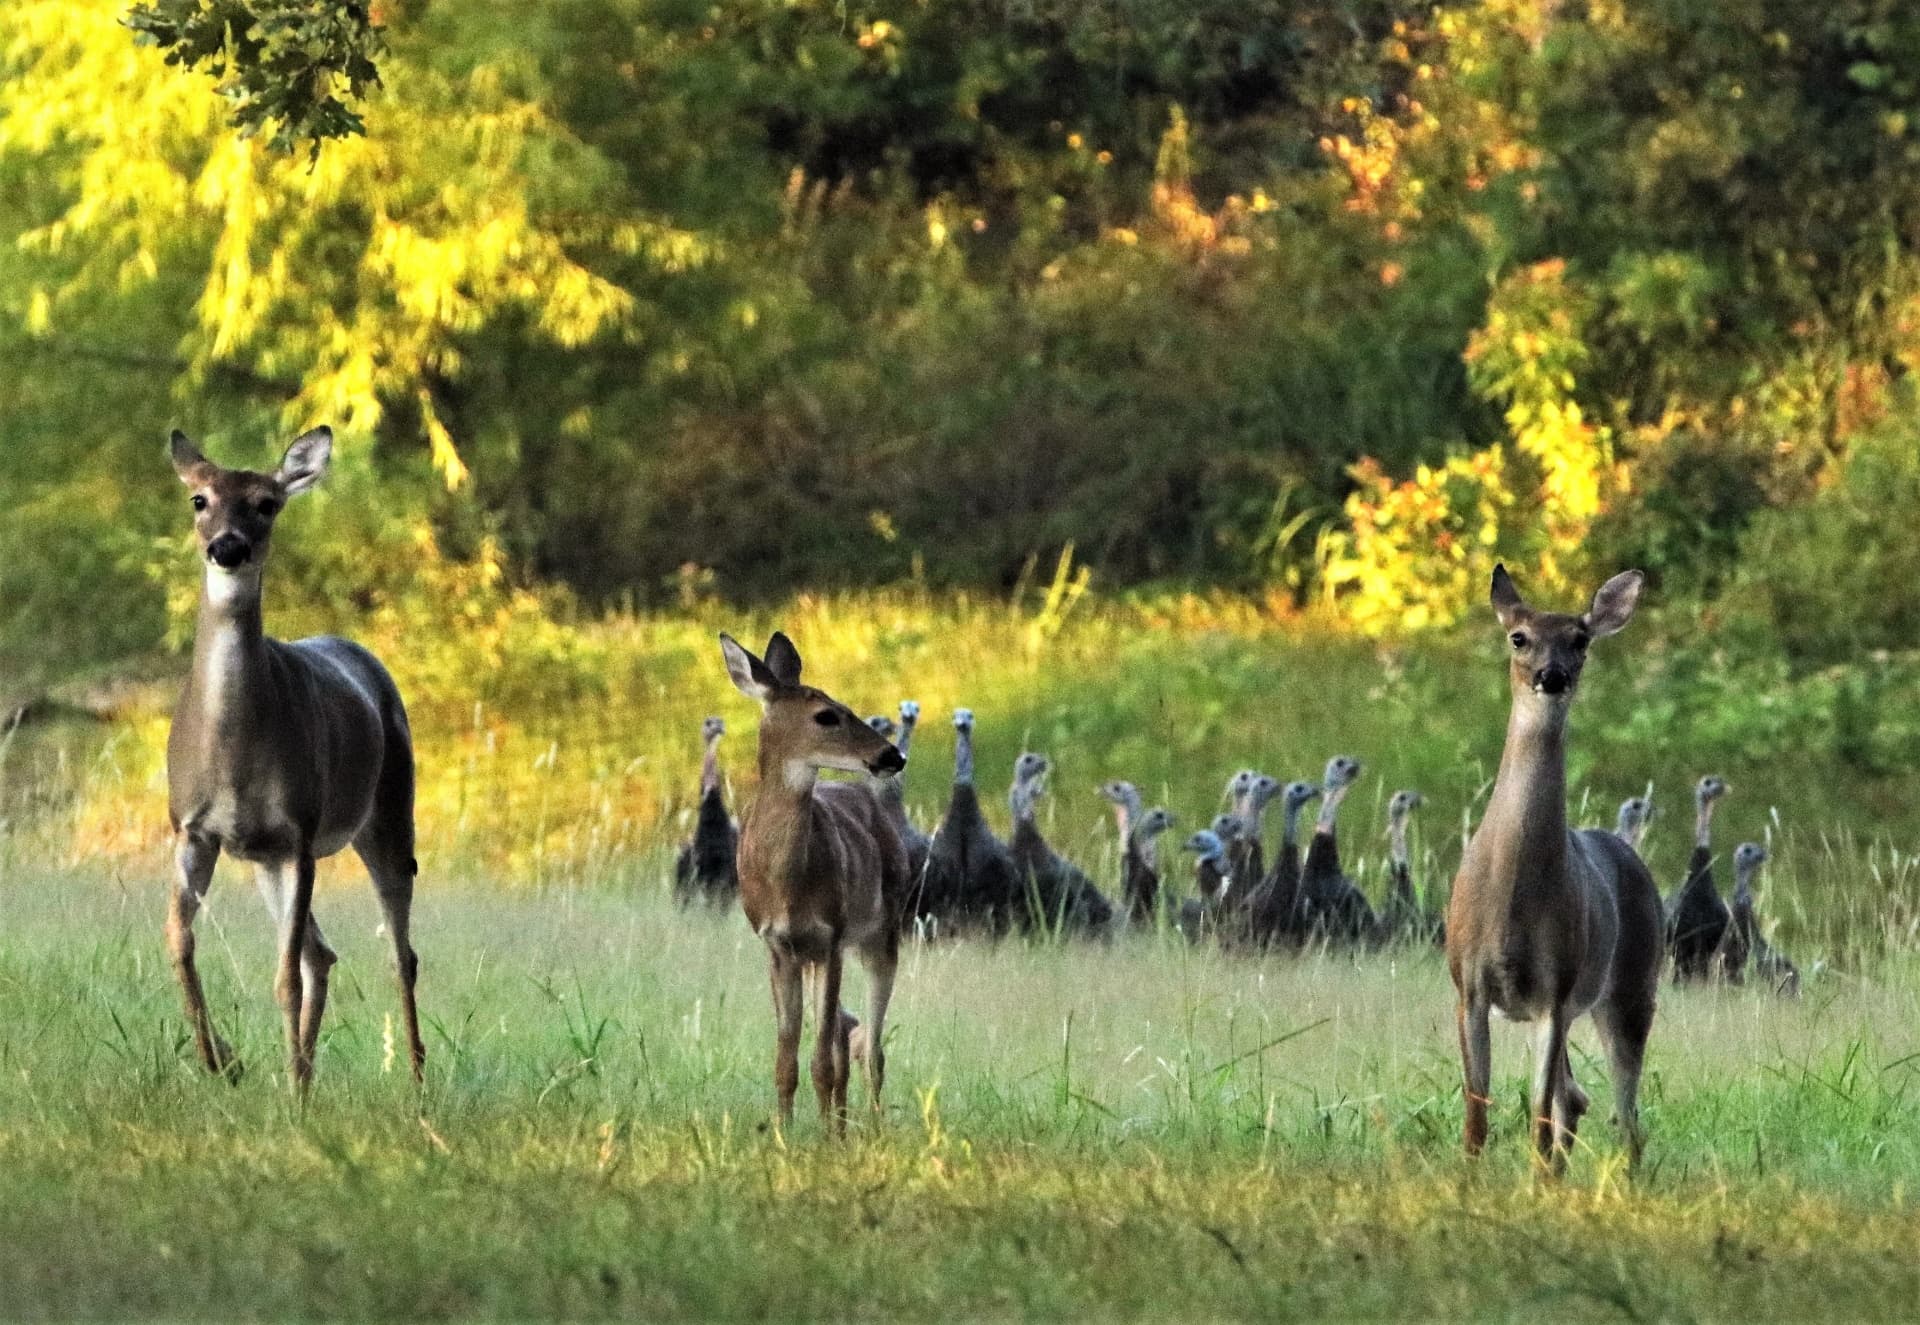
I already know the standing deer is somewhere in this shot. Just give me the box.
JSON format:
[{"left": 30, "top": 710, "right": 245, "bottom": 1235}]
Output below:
[
  {"left": 1447, "top": 565, "right": 1661, "bottom": 1173},
  {"left": 164, "top": 428, "right": 423, "bottom": 1092},
  {"left": 720, "top": 632, "right": 908, "bottom": 1131}
]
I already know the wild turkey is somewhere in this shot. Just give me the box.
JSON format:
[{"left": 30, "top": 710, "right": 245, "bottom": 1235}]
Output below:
[
  {"left": 1229, "top": 773, "right": 1280, "bottom": 892},
  {"left": 1121, "top": 806, "right": 1178, "bottom": 924},
  {"left": 1615, "top": 794, "right": 1653, "bottom": 852},
  {"left": 871, "top": 700, "right": 931, "bottom": 892},
  {"left": 1248, "top": 780, "right": 1319, "bottom": 946},
  {"left": 1667, "top": 774, "right": 1731, "bottom": 982},
  {"left": 1007, "top": 754, "right": 1114, "bottom": 937},
  {"left": 1299, "top": 755, "right": 1380, "bottom": 944},
  {"left": 1176, "top": 827, "right": 1232, "bottom": 941},
  {"left": 1381, "top": 789, "right": 1434, "bottom": 942},
  {"left": 673, "top": 715, "right": 738, "bottom": 904},
  {"left": 1098, "top": 780, "right": 1148, "bottom": 919},
  {"left": 919, "top": 707, "right": 1020, "bottom": 934},
  {"left": 1717, "top": 843, "right": 1801, "bottom": 995}
]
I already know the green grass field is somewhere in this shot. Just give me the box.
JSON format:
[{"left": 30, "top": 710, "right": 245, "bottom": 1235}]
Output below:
[
  {"left": 6, "top": 606, "right": 1920, "bottom": 1318},
  {"left": 1, "top": 863, "right": 1916, "bottom": 1320}
]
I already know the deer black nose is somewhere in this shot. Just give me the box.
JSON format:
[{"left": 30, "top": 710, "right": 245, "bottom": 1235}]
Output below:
[
  {"left": 1534, "top": 665, "right": 1571, "bottom": 696},
  {"left": 868, "top": 746, "right": 906, "bottom": 776},
  {"left": 207, "top": 534, "right": 252, "bottom": 569}
]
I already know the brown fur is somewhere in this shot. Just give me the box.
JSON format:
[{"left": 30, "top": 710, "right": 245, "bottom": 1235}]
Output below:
[
  {"left": 1446, "top": 565, "right": 1661, "bottom": 1173},
  {"left": 164, "top": 428, "right": 423, "bottom": 1094},
  {"left": 722, "top": 632, "right": 909, "bottom": 1133}
]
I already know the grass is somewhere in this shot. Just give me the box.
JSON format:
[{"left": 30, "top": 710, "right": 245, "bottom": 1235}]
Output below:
[
  {"left": 6, "top": 596, "right": 1920, "bottom": 1316},
  {"left": 0, "top": 862, "right": 1917, "bottom": 1319},
  {"left": 11, "top": 588, "right": 1920, "bottom": 963}
]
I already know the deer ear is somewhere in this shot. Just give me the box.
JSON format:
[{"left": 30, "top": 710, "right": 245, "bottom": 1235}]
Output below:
[
  {"left": 169, "top": 430, "right": 206, "bottom": 484},
  {"left": 277, "top": 426, "right": 333, "bottom": 496},
  {"left": 1585, "top": 569, "right": 1644, "bottom": 637},
  {"left": 1489, "top": 563, "right": 1528, "bottom": 629},
  {"left": 720, "top": 633, "right": 779, "bottom": 702},
  {"left": 763, "top": 632, "right": 803, "bottom": 686}
]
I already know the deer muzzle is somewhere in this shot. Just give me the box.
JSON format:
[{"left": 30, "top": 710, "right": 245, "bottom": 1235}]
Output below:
[
  {"left": 206, "top": 534, "right": 253, "bottom": 570},
  {"left": 1533, "top": 664, "right": 1571, "bottom": 696},
  {"left": 867, "top": 746, "right": 906, "bottom": 777}
]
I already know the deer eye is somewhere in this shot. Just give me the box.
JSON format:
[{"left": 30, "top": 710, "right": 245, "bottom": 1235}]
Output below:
[
  {"left": 191, "top": 494, "right": 208, "bottom": 512},
  {"left": 813, "top": 710, "right": 841, "bottom": 727},
  {"left": 1571, "top": 632, "right": 1590, "bottom": 651},
  {"left": 256, "top": 498, "right": 279, "bottom": 517},
  {"left": 1509, "top": 632, "right": 1529, "bottom": 649}
]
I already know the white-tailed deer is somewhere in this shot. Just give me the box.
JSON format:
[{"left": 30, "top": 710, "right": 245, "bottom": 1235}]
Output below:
[
  {"left": 1447, "top": 565, "right": 1662, "bottom": 1172},
  {"left": 720, "top": 632, "right": 908, "bottom": 1132},
  {"left": 164, "top": 428, "right": 423, "bottom": 1093}
]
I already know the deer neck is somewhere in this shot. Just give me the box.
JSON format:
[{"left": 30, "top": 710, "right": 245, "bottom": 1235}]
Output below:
[
  {"left": 748, "top": 742, "right": 819, "bottom": 887},
  {"left": 185, "top": 569, "right": 272, "bottom": 743},
  {"left": 1476, "top": 697, "right": 1572, "bottom": 889}
]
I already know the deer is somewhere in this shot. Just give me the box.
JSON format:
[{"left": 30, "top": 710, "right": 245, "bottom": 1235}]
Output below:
[
  {"left": 719, "top": 631, "right": 908, "bottom": 1133},
  {"left": 164, "top": 427, "right": 423, "bottom": 1094},
  {"left": 1447, "top": 565, "right": 1662, "bottom": 1174}
]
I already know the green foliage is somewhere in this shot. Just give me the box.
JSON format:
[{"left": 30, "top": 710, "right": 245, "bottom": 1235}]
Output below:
[
  {"left": 1728, "top": 417, "right": 1920, "bottom": 666},
  {"left": 123, "top": 0, "right": 385, "bottom": 156}
]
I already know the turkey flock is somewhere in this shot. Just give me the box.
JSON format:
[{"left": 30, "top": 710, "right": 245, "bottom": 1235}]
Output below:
[{"left": 674, "top": 707, "right": 1799, "bottom": 993}]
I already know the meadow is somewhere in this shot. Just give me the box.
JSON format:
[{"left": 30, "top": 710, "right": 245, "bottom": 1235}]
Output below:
[{"left": 4, "top": 599, "right": 1920, "bottom": 1319}]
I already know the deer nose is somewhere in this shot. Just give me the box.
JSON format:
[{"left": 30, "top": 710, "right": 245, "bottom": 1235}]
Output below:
[
  {"left": 1534, "top": 665, "right": 1571, "bottom": 696},
  {"left": 206, "top": 534, "right": 252, "bottom": 569},
  {"left": 868, "top": 746, "right": 906, "bottom": 776}
]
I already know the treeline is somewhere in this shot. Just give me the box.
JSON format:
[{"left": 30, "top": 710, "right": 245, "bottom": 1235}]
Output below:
[{"left": 5, "top": 0, "right": 1920, "bottom": 691}]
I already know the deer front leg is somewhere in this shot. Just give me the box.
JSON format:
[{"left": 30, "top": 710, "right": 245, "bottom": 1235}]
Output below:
[
  {"left": 264, "top": 852, "right": 318, "bottom": 1094},
  {"left": 812, "top": 946, "right": 848, "bottom": 1135},
  {"left": 1531, "top": 1011, "right": 1573, "bottom": 1176},
  {"left": 168, "top": 833, "right": 240, "bottom": 1081},
  {"left": 768, "top": 949, "right": 804, "bottom": 1126},
  {"left": 1458, "top": 993, "right": 1492, "bottom": 1156}
]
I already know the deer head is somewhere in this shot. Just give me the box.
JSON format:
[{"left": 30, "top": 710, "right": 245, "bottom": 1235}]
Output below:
[
  {"left": 720, "top": 632, "right": 904, "bottom": 790},
  {"left": 170, "top": 427, "right": 332, "bottom": 604},
  {"left": 1490, "top": 564, "right": 1643, "bottom": 717}
]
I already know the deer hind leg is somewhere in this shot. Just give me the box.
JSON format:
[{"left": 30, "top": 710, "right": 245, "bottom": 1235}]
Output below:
[
  {"left": 1592, "top": 993, "right": 1654, "bottom": 1167},
  {"left": 169, "top": 833, "right": 239, "bottom": 1080},
  {"left": 767, "top": 949, "right": 804, "bottom": 1126},
  {"left": 856, "top": 933, "right": 898, "bottom": 1117},
  {"left": 1530, "top": 1011, "right": 1573, "bottom": 1175},
  {"left": 356, "top": 837, "right": 425, "bottom": 1084},
  {"left": 296, "top": 915, "right": 338, "bottom": 1073},
  {"left": 1457, "top": 993, "right": 1493, "bottom": 1156},
  {"left": 812, "top": 947, "right": 850, "bottom": 1135}
]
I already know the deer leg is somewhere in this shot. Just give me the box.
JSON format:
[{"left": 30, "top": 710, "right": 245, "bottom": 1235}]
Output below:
[
  {"left": 812, "top": 947, "right": 849, "bottom": 1135},
  {"left": 296, "top": 915, "right": 337, "bottom": 1072},
  {"left": 1457, "top": 993, "right": 1492, "bottom": 1156},
  {"left": 1530, "top": 1011, "right": 1572, "bottom": 1175},
  {"left": 1563, "top": 1044, "right": 1590, "bottom": 1138},
  {"left": 168, "top": 833, "right": 239, "bottom": 1080},
  {"left": 1592, "top": 995, "right": 1653, "bottom": 1167},
  {"left": 358, "top": 841, "right": 426, "bottom": 1083},
  {"left": 768, "top": 949, "right": 803, "bottom": 1126},
  {"left": 263, "top": 852, "right": 318, "bottom": 1093},
  {"left": 858, "top": 937, "right": 898, "bottom": 1117}
]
